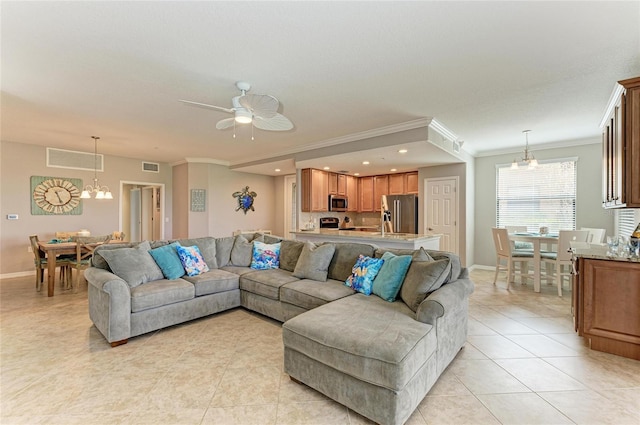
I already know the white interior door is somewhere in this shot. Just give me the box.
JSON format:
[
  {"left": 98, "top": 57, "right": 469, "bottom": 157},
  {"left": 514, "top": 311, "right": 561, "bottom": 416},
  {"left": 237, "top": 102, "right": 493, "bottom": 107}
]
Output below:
[
  {"left": 141, "top": 187, "right": 153, "bottom": 240},
  {"left": 130, "top": 188, "right": 141, "bottom": 242},
  {"left": 284, "top": 175, "right": 297, "bottom": 239},
  {"left": 425, "top": 177, "right": 458, "bottom": 253}
]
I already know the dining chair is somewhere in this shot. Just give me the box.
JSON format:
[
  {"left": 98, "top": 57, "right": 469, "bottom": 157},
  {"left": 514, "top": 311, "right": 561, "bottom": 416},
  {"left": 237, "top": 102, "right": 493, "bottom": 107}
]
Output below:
[
  {"left": 112, "top": 231, "right": 126, "bottom": 241},
  {"left": 540, "top": 230, "right": 589, "bottom": 296},
  {"left": 55, "top": 231, "right": 77, "bottom": 240},
  {"left": 67, "top": 235, "right": 112, "bottom": 292},
  {"left": 491, "top": 228, "right": 534, "bottom": 289},
  {"left": 505, "top": 225, "right": 534, "bottom": 251},
  {"left": 28, "top": 235, "right": 71, "bottom": 292},
  {"left": 580, "top": 227, "right": 606, "bottom": 243}
]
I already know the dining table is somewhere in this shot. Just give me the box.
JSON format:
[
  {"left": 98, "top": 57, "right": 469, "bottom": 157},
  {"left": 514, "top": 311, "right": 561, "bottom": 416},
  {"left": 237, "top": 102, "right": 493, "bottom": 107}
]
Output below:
[
  {"left": 38, "top": 239, "right": 113, "bottom": 297},
  {"left": 508, "top": 232, "right": 559, "bottom": 293}
]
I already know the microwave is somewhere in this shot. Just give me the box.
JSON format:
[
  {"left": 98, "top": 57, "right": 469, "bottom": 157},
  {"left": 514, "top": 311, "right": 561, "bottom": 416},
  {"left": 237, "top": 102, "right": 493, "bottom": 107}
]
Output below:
[{"left": 328, "top": 195, "right": 348, "bottom": 212}]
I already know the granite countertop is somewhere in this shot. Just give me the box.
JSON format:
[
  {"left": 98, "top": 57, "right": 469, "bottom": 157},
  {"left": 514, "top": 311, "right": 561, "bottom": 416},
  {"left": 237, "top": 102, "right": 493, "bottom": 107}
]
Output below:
[
  {"left": 292, "top": 229, "right": 441, "bottom": 241},
  {"left": 572, "top": 245, "right": 640, "bottom": 263}
]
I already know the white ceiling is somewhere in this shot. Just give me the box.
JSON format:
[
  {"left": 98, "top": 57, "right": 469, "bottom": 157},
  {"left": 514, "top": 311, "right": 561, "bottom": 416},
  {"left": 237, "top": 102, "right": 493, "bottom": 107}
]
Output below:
[{"left": 2, "top": 1, "right": 639, "bottom": 176}]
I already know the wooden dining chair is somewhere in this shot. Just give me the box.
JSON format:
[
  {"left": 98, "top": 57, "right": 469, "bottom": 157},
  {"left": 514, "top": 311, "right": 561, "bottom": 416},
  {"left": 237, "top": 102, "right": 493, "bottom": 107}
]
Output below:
[
  {"left": 29, "top": 235, "right": 71, "bottom": 292},
  {"left": 540, "top": 230, "right": 589, "bottom": 296},
  {"left": 67, "top": 235, "right": 112, "bottom": 292},
  {"left": 491, "top": 228, "right": 534, "bottom": 289}
]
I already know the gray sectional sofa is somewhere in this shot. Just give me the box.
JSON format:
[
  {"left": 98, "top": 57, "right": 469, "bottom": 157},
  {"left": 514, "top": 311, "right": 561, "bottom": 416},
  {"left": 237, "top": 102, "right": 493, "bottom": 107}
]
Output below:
[{"left": 85, "top": 233, "right": 474, "bottom": 425}]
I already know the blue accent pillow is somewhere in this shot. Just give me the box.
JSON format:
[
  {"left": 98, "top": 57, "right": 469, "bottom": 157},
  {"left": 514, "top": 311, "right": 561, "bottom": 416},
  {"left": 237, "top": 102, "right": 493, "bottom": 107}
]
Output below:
[
  {"left": 176, "top": 245, "right": 210, "bottom": 277},
  {"left": 148, "top": 242, "right": 185, "bottom": 280},
  {"left": 372, "top": 251, "right": 412, "bottom": 302},
  {"left": 345, "top": 254, "right": 385, "bottom": 296},
  {"left": 251, "top": 241, "right": 281, "bottom": 270}
]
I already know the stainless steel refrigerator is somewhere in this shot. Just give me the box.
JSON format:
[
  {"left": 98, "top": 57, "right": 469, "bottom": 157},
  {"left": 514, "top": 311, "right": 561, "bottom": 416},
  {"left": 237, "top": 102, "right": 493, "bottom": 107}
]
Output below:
[{"left": 387, "top": 194, "right": 418, "bottom": 234}]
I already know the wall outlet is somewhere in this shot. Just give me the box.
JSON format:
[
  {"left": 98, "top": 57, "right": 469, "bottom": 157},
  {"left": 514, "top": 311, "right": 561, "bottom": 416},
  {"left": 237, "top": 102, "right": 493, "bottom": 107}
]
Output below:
[{"left": 27, "top": 246, "right": 33, "bottom": 253}]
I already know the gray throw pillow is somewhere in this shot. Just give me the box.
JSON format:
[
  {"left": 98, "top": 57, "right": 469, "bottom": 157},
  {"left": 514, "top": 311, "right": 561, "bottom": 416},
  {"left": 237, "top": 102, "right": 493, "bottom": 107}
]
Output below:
[
  {"left": 292, "top": 242, "right": 336, "bottom": 282},
  {"left": 99, "top": 240, "right": 164, "bottom": 288},
  {"left": 174, "top": 237, "right": 217, "bottom": 269},
  {"left": 279, "top": 240, "right": 305, "bottom": 272},
  {"left": 215, "top": 236, "right": 235, "bottom": 268},
  {"left": 400, "top": 259, "right": 451, "bottom": 312},
  {"left": 230, "top": 235, "right": 253, "bottom": 267}
]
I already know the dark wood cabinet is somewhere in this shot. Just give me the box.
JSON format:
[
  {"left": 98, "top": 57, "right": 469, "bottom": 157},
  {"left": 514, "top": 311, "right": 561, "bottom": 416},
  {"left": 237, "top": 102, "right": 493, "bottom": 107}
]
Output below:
[
  {"left": 574, "top": 257, "right": 640, "bottom": 360},
  {"left": 602, "top": 76, "right": 640, "bottom": 208}
]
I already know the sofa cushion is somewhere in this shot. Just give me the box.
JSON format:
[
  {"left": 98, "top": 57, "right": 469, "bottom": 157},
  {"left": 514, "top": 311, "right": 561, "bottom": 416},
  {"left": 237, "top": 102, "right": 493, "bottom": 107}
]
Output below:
[
  {"left": 279, "top": 240, "right": 305, "bottom": 272},
  {"left": 130, "top": 278, "right": 195, "bottom": 313},
  {"left": 148, "top": 242, "right": 185, "bottom": 280},
  {"left": 215, "top": 236, "right": 236, "bottom": 268},
  {"left": 176, "top": 245, "right": 210, "bottom": 277},
  {"left": 251, "top": 241, "right": 281, "bottom": 270},
  {"left": 375, "top": 247, "right": 435, "bottom": 262},
  {"left": 400, "top": 259, "right": 451, "bottom": 312},
  {"left": 99, "top": 241, "right": 164, "bottom": 288},
  {"left": 174, "top": 237, "right": 218, "bottom": 269},
  {"left": 181, "top": 268, "right": 239, "bottom": 296},
  {"left": 240, "top": 268, "right": 299, "bottom": 300},
  {"left": 426, "top": 249, "right": 462, "bottom": 282},
  {"left": 220, "top": 265, "right": 256, "bottom": 276},
  {"left": 231, "top": 235, "right": 253, "bottom": 267},
  {"left": 92, "top": 242, "right": 136, "bottom": 270},
  {"left": 280, "top": 278, "right": 355, "bottom": 310},
  {"left": 327, "top": 242, "right": 377, "bottom": 282},
  {"left": 282, "top": 293, "right": 436, "bottom": 391},
  {"left": 344, "top": 255, "right": 385, "bottom": 296},
  {"left": 372, "top": 251, "right": 412, "bottom": 302},
  {"left": 292, "top": 242, "right": 336, "bottom": 282}
]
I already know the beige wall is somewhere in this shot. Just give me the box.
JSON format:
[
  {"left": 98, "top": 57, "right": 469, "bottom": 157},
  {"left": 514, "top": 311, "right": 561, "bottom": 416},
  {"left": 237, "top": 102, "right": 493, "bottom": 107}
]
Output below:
[{"left": 0, "top": 141, "right": 173, "bottom": 276}]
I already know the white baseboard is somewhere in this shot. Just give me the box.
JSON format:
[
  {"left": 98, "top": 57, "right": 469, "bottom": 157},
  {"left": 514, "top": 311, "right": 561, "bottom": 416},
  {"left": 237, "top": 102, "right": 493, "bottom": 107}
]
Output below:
[{"left": 468, "top": 264, "right": 495, "bottom": 272}]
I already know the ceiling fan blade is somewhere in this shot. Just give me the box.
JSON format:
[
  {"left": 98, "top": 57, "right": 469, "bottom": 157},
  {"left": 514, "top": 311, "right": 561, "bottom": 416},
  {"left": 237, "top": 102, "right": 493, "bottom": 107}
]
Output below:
[
  {"left": 253, "top": 113, "right": 293, "bottom": 131},
  {"left": 216, "top": 117, "right": 236, "bottom": 130},
  {"left": 179, "top": 99, "right": 234, "bottom": 114},
  {"left": 239, "top": 94, "right": 279, "bottom": 119}
]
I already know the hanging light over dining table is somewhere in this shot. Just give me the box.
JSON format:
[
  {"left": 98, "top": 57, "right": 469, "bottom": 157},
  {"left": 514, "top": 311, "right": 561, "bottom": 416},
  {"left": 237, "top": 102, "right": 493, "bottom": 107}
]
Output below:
[
  {"left": 511, "top": 130, "right": 539, "bottom": 170},
  {"left": 80, "top": 136, "right": 113, "bottom": 199}
]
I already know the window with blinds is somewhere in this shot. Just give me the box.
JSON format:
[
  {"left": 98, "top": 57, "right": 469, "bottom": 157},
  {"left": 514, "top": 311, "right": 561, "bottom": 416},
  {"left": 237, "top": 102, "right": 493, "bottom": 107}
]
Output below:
[
  {"left": 497, "top": 159, "right": 577, "bottom": 233},
  {"left": 617, "top": 208, "right": 639, "bottom": 237}
]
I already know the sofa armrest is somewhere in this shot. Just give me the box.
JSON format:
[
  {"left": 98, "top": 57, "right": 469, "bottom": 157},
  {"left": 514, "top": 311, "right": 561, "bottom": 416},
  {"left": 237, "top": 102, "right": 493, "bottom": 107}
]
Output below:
[
  {"left": 415, "top": 278, "right": 474, "bottom": 326},
  {"left": 85, "top": 267, "right": 132, "bottom": 344}
]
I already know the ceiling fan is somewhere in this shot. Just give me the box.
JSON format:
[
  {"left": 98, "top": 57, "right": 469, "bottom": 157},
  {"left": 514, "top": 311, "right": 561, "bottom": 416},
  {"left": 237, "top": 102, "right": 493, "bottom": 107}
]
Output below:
[{"left": 179, "top": 81, "right": 293, "bottom": 132}]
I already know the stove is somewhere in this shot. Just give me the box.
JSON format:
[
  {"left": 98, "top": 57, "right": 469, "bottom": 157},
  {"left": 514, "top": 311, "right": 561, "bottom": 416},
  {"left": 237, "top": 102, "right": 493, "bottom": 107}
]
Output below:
[{"left": 319, "top": 217, "right": 340, "bottom": 228}]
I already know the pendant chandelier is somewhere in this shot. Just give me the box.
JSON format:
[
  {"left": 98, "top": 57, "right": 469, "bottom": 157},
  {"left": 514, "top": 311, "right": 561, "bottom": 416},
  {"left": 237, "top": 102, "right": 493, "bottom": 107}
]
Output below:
[
  {"left": 80, "top": 136, "right": 113, "bottom": 199},
  {"left": 511, "top": 130, "right": 538, "bottom": 170}
]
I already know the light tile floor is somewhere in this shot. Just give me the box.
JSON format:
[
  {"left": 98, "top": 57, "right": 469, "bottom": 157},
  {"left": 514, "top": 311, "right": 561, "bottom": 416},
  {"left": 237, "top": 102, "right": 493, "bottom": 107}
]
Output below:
[{"left": 1, "top": 269, "right": 639, "bottom": 424}]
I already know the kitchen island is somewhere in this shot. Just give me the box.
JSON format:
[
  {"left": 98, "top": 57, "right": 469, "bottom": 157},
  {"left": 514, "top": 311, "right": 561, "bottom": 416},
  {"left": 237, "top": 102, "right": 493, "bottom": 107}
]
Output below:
[{"left": 291, "top": 229, "right": 441, "bottom": 250}]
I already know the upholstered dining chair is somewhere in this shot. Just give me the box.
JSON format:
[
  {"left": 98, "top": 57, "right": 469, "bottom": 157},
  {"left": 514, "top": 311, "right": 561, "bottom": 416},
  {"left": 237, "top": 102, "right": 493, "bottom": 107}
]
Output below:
[
  {"left": 540, "top": 230, "right": 589, "bottom": 296},
  {"left": 505, "top": 225, "right": 534, "bottom": 251},
  {"left": 67, "top": 235, "right": 112, "bottom": 292},
  {"left": 580, "top": 227, "right": 606, "bottom": 243},
  {"left": 491, "top": 228, "right": 534, "bottom": 289},
  {"left": 28, "top": 235, "right": 71, "bottom": 292}
]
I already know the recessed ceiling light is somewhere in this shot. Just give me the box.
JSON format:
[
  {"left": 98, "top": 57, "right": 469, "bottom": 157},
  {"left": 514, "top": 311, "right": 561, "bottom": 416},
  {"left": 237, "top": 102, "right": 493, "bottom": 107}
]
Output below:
[
  {"left": 390, "top": 168, "right": 397, "bottom": 172},
  {"left": 362, "top": 161, "right": 369, "bottom": 165},
  {"left": 354, "top": 173, "right": 360, "bottom": 176},
  {"left": 323, "top": 166, "right": 330, "bottom": 170},
  {"left": 398, "top": 149, "right": 408, "bottom": 154},
  {"left": 275, "top": 168, "right": 281, "bottom": 172}
]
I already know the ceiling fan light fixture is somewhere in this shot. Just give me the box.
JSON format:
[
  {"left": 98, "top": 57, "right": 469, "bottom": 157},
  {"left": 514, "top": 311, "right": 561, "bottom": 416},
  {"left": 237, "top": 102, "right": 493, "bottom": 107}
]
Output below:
[{"left": 235, "top": 109, "right": 252, "bottom": 124}]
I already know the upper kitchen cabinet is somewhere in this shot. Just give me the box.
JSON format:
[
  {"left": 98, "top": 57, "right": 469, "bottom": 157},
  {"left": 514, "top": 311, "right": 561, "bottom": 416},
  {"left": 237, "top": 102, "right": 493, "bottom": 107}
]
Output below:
[
  {"left": 389, "top": 172, "right": 419, "bottom": 195},
  {"left": 373, "top": 175, "right": 389, "bottom": 212},
  {"left": 602, "top": 76, "right": 640, "bottom": 208},
  {"left": 328, "top": 173, "right": 346, "bottom": 196},
  {"left": 346, "top": 175, "right": 358, "bottom": 212},
  {"left": 359, "top": 176, "right": 375, "bottom": 212},
  {"left": 405, "top": 171, "right": 419, "bottom": 194},
  {"left": 301, "top": 168, "right": 328, "bottom": 212}
]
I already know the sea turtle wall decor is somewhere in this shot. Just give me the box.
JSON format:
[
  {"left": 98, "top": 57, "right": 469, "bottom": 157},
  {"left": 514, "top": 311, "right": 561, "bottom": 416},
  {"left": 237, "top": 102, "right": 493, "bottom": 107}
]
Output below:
[{"left": 233, "top": 186, "right": 257, "bottom": 214}]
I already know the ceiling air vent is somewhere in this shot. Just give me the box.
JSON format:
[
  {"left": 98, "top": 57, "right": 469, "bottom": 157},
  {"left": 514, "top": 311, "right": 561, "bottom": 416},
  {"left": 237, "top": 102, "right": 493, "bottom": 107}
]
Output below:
[
  {"left": 46, "top": 147, "right": 103, "bottom": 171},
  {"left": 142, "top": 162, "right": 160, "bottom": 173}
]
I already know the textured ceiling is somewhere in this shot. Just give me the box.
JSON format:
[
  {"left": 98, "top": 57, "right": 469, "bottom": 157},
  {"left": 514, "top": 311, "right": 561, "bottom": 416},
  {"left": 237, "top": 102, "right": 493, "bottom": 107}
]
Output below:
[{"left": 2, "top": 1, "right": 639, "bottom": 174}]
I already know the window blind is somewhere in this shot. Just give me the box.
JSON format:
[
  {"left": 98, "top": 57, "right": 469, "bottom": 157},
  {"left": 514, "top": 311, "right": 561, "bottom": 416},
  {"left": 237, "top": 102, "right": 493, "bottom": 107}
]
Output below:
[
  {"left": 617, "top": 208, "right": 639, "bottom": 237},
  {"left": 496, "top": 159, "right": 577, "bottom": 233}
]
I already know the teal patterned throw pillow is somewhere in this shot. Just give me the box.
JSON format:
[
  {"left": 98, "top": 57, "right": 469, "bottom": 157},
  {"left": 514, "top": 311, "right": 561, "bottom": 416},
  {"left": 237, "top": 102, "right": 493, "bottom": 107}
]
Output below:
[
  {"left": 176, "top": 245, "right": 210, "bottom": 277},
  {"left": 345, "top": 254, "right": 385, "bottom": 296},
  {"left": 251, "top": 241, "right": 281, "bottom": 270}
]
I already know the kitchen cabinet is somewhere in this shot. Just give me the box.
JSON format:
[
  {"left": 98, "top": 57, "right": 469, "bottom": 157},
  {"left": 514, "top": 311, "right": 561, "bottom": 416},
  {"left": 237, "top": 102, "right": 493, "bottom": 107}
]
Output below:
[
  {"left": 328, "top": 173, "right": 346, "bottom": 196},
  {"left": 358, "top": 176, "right": 374, "bottom": 212},
  {"left": 388, "top": 174, "right": 405, "bottom": 195},
  {"left": 405, "top": 171, "right": 419, "bottom": 194},
  {"left": 301, "top": 168, "right": 328, "bottom": 212},
  {"left": 346, "top": 175, "right": 358, "bottom": 212},
  {"left": 601, "top": 76, "right": 640, "bottom": 208},
  {"left": 373, "top": 175, "right": 389, "bottom": 212},
  {"left": 574, "top": 257, "right": 640, "bottom": 360}
]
